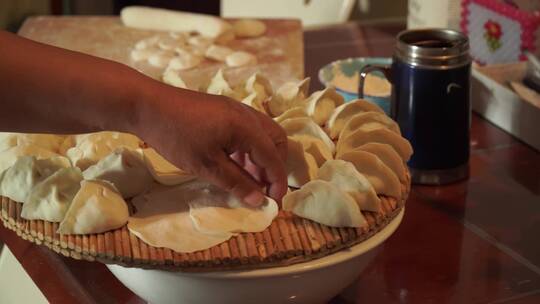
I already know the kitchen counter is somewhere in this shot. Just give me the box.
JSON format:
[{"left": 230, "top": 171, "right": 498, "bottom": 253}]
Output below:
[{"left": 1, "top": 21, "right": 540, "bottom": 304}]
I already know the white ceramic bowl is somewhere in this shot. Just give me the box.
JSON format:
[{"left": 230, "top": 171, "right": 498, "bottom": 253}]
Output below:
[{"left": 108, "top": 209, "right": 404, "bottom": 304}]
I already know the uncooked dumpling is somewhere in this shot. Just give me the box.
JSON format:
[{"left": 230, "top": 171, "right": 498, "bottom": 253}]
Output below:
[
  {"left": 83, "top": 148, "right": 153, "bottom": 198},
  {"left": 0, "top": 133, "right": 65, "bottom": 153},
  {"left": 291, "top": 135, "right": 332, "bottom": 167},
  {"left": 206, "top": 69, "right": 245, "bottom": 100},
  {"left": 205, "top": 44, "right": 234, "bottom": 62},
  {"left": 339, "top": 111, "right": 401, "bottom": 140},
  {"left": 317, "top": 160, "right": 381, "bottom": 212},
  {"left": 354, "top": 143, "right": 407, "bottom": 183},
  {"left": 128, "top": 182, "right": 233, "bottom": 253},
  {"left": 0, "top": 144, "right": 65, "bottom": 174},
  {"left": 0, "top": 156, "right": 69, "bottom": 203},
  {"left": 147, "top": 50, "right": 176, "bottom": 68},
  {"left": 283, "top": 180, "right": 366, "bottom": 228},
  {"left": 21, "top": 167, "right": 83, "bottom": 222},
  {"left": 339, "top": 151, "right": 401, "bottom": 200},
  {"left": 142, "top": 148, "right": 195, "bottom": 186},
  {"left": 57, "top": 180, "right": 129, "bottom": 235},
  {"left": 167, "top": 52, "right": 202, "bottom": 70},
  {"left": 286, "top": 137, "right": 318, "bottom": 188},
  {"left": 267, "top": 78, "right": 310, "bottom": 117},
  {"left": 162, "top": 68, "right": 188, "bottom": 89},
  {"left": 326, "top": 99, "right": 386, "bottom": 139},
  {"left": 273, "top": 107, "right": 308, "bottom": 124},
  {"left": 280, "top": 117, "right": 335, "bottom": 154},
  {"left": 336, "top": 128, "right": 412, "bottom": 161},
  {"left": 303, "top": 88, "right": 344, "bottom": 126},
  {"left": 66, "top": 132, "right": 143, "bottom": 171},
  {"left": 233, "top": 19, "right": 266, "bottom": 38},
  {"left": 241, "top": 93, "right": 266, "bottom": 113},
  {"left": 244, "top": 72, "right": 273, "bottom": 104},
  {"left": 225, "top": 51, "right": 257, "bottom": 67}
]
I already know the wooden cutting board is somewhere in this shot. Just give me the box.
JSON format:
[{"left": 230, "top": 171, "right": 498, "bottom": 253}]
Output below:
[{"left": 17, "top": 16, "right": 304, "bottom": 88}]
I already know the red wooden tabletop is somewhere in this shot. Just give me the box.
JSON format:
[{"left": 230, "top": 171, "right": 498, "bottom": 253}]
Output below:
[{"left": 1, "top": 21, "right": 540, "bottom": 304}]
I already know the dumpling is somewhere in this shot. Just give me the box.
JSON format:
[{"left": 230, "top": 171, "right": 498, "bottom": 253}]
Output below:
[
  {"left": 83, "top": 148, "right": 154, "bottom": 198},
  {"left": 283, "top": 180, "right": 366, "bottom": 228},
  {"left": 0, "top": 156, "right": 69, "bottom": 203},
  {"left": 291, "top": 135, "right": 332, "bottom": 167},
  {"left": 0, "top": 144, "right": 65, "bottom": 174},
  {"left": 244, "top": 72, "right": 273, "bottom": 104},
  {"left": 339, "top": 151, "right": 401, "bottom": 200},
  {"left": 142, "top": 148, "right": 195, "bottom": 186},
  {"left": 66, "top": 132, "right": 143, "bottom": 170},
  {"left": 280, "top": 117, "right": 335, "bottom": 154},
  {"left": 206, "top": 69, "right": 245, "bottom": 101},
  {"left": 128, "top": 182, "right": 233, "bottom": 253},
  {"left": 0, "top": 133, "right": 65, "bottom": 153},
  {"left": 241, "top": 92, "right": 266, "bottom": 113},
  {"left": 21, "top": 167, "right": 83, "bottom": 222},
  {"left": 303, "top": 87, "right": 344, "bottom": 126},
  {"left": 336, "top": 128, "right": 413, "bottom": 161},
  {"left": 317, "top": 160, "right": 381, "bottom": 212},
  {"left": 273, "top": 107, "right": 308, "bottom": 124},
  {"left": 286, "top": 137, "right": 318, "bottom": 188},
  {"left": 57, "top": 180, "right": 129, "bottom": 235},
  {"left": 354, "top": 143, "right": 407, "bottom": 183},
  {"left": 326, "top": 99, "right": 385, "bottom": 139},
  {"left": 339, "top": 111, "right": 401, "bottom": 140},
  {"left": 162, "top": 68, "right": 188, "bottom": 89},
  {"left": 267, "top": 78, "right": 310, "bottom": 117}
]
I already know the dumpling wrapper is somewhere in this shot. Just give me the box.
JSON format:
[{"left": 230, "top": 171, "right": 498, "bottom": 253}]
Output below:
[
  {"left": 317, "top": 160, "right": 381, "bottom": 212},
  {"left": 0, "top": 133, "right": 65, "bottom": 153},
  {"left": 66, "top": 132, "right": 143, "bottom": 170},
  {"left": 286, "top": 137, "right": 318, "bottom": 188},
  {"left": 244, "top": 72, "right": 273, "bottom": 104},
  {"left": 339, "top": 111, "right": 401, "bottom": 140},
  {"left": 273, "top": 107, "right": 308, "bottom": 124},
  {"left": 0, "top": 144, "right": 66, "bottom": 174},
  {"left": 57, "top": 180, "right": 129, "bottom": 235},
  {"left": 326, "top": 99, "right": 386, "bottom": 139},
  {"left": 0, "top": 156, "right": 69, "bottom": 203},
  {"left": 290, "top": 135, "right": 332, "bottom": 167},
  {"left": 21, "top": 167, "right": 83, "bottom": 222},
  {"left": 142, "top": 148, "right": 195, "bottom": 186},
  {"left": 283, "top": 180, "right": 367, "bottom": 228},
  {"left": 336, "top": 128, "right": 413, "bottom": 161},
  {"left": 303, "top": 88, "right": 344, "bottom": 126},
  {"left": 280, "top": 117, "right": 335, "bottom": 154},
  {"left": 355, "top": 143, "right": 407, "bottom": 183},
  {"left": 83, "top": 148, "right": 154, "bottom": 198},
  {"left": 267, "top": 78, "right": 310, "bottom": 117},
  {"left": 339, "top": 151, "right": 401, "bottom": 200}
]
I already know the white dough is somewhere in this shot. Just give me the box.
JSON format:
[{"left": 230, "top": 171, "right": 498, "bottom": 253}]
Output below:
[
  {"left": 355, "top": 143, "right": 407, "bottom": 183},
  {"left": 134, "top": 36, "right": 159, "bottom": 50},
  {"left": 158, "top": 35, "right": 184, "bottom": 51},
  {"left": 147, "top": 50, "right": 176, "bottom": 68},
  {"left": 290, "top": 135, "right": 332, "bottom": 167},
  {"left": 206, "top": 69, "right": 245, "bottom": 100},
  {"left": 241, "top": 93, "right": 266, "bottom": 113},
  {"left": 225, "top": 51, "right": 257, "bottom": 67},
  {"left": 267, "top": 78, "right": 310, "bottom": 117},
  {"left": 0, "top": 144, "right": 65, "bottom": 175},
  {"left": 167, "top": 53, "right": 202, "bottom": 70},
  {"left": 142, "top": 148, "right": 195, "bottom": 186},
  {"left": 232, "top": 19, "right": 267, "bottom": 38},
  {"left": 57, "top": 180, "right": 129, "bottom": 235},
  {"left": 0, "top": 133, "right": 65, "bottom": 153},
  {"left": 280, "top": 117, "right": 335, "bottom": 154},
  {"left": 283, "top": 180, "right": 366, "bottom": 228},
  {"left": 205, "top": 44, "right": 233, "bottom": 62},
  {"left": 162, "top": 68, "right": 188, "bottom": 89},
  {"left": 244, "top": 72, "right": 273, "bottom": 104},
  {"left": 130, "top": 48, "right": 158, "bottom": 62},
  {"left": 273, "top": 107, "right": 308, "bottom": 124},
  {"left": 303, "top": 88, "right": 344, "bottom": 126},
  {"left": 286, "top": 137, "right": 318, "bottom": 188},
  {"left": 336, "top": 128, "right": 413, "bottom": 161},
  {"left": 326, "top": 99, "right": 386, "bottom": 139},
  {"left": 339, "top": 111, "right": 401, "bottom": 140}
]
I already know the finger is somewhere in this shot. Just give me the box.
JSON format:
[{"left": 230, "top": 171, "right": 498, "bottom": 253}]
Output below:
[
  {"left": 245, "top": 106, "right": 288, "bottom": 162},
  {"left": 230, "top": 151, "right": 245, "bottom": 167},
  {"left": 198, "top": 152, "right": 265, "bottom": 206},
  {"left": 244, "top": 153, "right": 263, "bottom": 183}
]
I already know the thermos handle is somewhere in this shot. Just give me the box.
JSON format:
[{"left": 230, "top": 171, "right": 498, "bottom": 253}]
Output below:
[{"left": 358, "top": 64, "right": 395, "bottom": 118}]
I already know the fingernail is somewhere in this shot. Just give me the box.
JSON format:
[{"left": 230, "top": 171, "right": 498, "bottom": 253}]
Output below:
[{"left": 244, "top": 190, "right": 264, "bottom": 206}]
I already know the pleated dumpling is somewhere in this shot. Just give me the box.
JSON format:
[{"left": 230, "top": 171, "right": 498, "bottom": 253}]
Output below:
[
  {"left": 0, "top": 144, "right": 65, "bottom": 174},
  {"left": 291, "top": 135, "right": 332, "bottom": 167},
  {"left": 336, "top": 128, "right": 413, "bottom": 161},
  {"left": 273, "top": 107, "right": 308, "bottom": 124},
  {"left": 326, "top": 99, "right": 385, "bottom": 139},
  {"left": 0, "top": 156, "right": 69, "bottom": 203},
  {"left": 339, "top": 151, "right": 401, "bottom": 200},
  {"left": 206, "top": 69, "right": 245, "bottom": 101},
  {"left": 354, "top": 143, "right": 407, "bottom": 183},
  {"left": 241, "top": 92, "right": 266, "bottom": 113},
  {"left": 83, "top": 148, "right": 154, "bottom": 198},
  {"left": 21, "top": 167, "right": 83, "bottom": 222},
  {"left": 0, "top": 133, "right": 65, "bottom": 153},
  {"left": 57, "top": 180, "right": 129, "bottom": 235},
  {"left": 339, "top": 112, "right": 400, "bottom": 140},
  {"left": 280, "top": 117, "right": 335, "bottom": 154},
  {"left": 303, "top": 88, "right": 344, "bottom": 125},
  {"left": 286, "top": 137, "right": 318, "bottom": 188},
  {"left": 317, "top": 160, "right": 381, "bottom": 212},
  {"left": 142, "top": 148, "right": 195, "bottom": 186},
  {"left": 244, "top": 72, "right": 273, "bottom": 104},
  {"left": 283, "top": 180, "right": 366, "bottom": 228},
  {"left": 267, "top": 78, "right": 310, "bottom": 117}
]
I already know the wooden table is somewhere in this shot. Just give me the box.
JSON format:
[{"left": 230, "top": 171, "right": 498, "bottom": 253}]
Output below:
[{"left": 2, "top": 21, "right": 540, "bottom": 304}]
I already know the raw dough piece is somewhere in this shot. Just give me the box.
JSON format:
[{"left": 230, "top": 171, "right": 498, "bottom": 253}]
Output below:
[
  {"left": 121, "top": 6, "right": 233, "bottom": 39},
  {"left": 326, "top": 99, "right": 386, "bottom": 139},
  {"left": 291, "top": 135, "right": 332, "bottom": 167},
  {"left": 303, "top": 88, "right": 344, "bottom": 126},
  {"left": 206, "top": 69, "right": 245, "bottom": 100},
  {"left": 280, "top": 117, "right": 335, "bottom": 154},
  {"left": 158, "top": 35, "right": 184, "bottom": 51},
  {"left": 147, "top": 50, "right": 176, "bottom": 68},
  {"left": 21, "top": 167, "right": 83, "bottom": 222},
  {"left": 57, "top": 180, "right": 129, "bottom": 235},
  {"left": 286, "top": 137, "right": 318, "bottom": 188},
  {"left": 0, "top": 133, "right": 65, "bottom": 153},
  {"left": 267, "top": 78, "right": 310, "bottom": 117},
  {"left": 83, "top": 148, "right": 153, "bottom": 198},
  {"left": 283, "top": 180, "right": 366, "bottom": 228},
  {"left": 226, "top": 51, "right": 257, "bottom": 67},
  {"left": 339, "top": 151, "right": 401, "bottom": 200},
  {"left": 273, "top": 107, "right": 308, "bottom": 124},
  {"left": 162, "top": 68, "right": 188, "bottom": 89},
  {"left": 130, "top": 48, "right": 158, "bottom": 62},
  {"left": 167, "top": 53, "right": 202, "bottom": 70},
  {"left": 244, "top": 73, "right": 273, "bottom": 104},
  {"left": 339, "top": 111, "right": 401, "bottom": 140},
  {"left": 0, "top": 145, "right": 65, "bottom": 174},
  {"left": 142, "top": 148, "right": 195, "bottom": 186},
  {"left": 205, "top": 44, "right": 233, "bottom": 62},
  {"left": 336, "top": 128, "right": 413, "bottom": 161},
  {"left": 233, "top": 19, "right": 267, "bottom": 38},
  {"left": 134, "top": 36, "right": 159, "bottom": 50},
  {"left": 354, "top": 143, "right": 407, "bottom": 183},
  {"left": 0, "top": 156, "right": 69, "bottom": 203},
  {"left": 241, "top": 93, "right": 266, "bottom": 113},
  {"left": 317, "top": 160, "right": 381, "bottom": 212}
]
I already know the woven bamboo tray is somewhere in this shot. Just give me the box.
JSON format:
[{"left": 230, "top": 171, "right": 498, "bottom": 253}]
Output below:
[{"left": 0, "top": 174, "right": 410, "bottom": 272}]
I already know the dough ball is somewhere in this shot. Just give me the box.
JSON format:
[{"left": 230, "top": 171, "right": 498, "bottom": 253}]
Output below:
[{"left": 233, "top": 19, "right": 267, "bottom": 38}]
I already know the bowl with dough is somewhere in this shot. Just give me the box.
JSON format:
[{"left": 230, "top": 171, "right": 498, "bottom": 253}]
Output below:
[
  {"left": 107, "top": 208, "right": 404, "bottom": 304},
  {"left": 318, "top": 57, "right": 392, "bottom": 114}
]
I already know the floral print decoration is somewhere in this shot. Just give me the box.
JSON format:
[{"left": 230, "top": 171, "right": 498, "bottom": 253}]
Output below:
[{"left": 484, "top": 19, "right": 502, "bottom": 52}]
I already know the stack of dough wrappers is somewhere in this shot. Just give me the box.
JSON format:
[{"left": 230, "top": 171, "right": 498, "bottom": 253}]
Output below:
[{"left": 0, "top": 70, "right": 412, "bottom": 271}]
